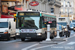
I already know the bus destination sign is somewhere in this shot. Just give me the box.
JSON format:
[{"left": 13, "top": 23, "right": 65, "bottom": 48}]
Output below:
[
  {"left": 18, "top": 12, "right": 40, "bottom": 17},
  {"left": 19, "top": 13, "right": 24, "bottom": 16}
]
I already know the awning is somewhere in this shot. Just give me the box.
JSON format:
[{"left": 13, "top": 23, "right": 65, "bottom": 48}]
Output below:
[
  {"left": 1, "top": 15, "right": 14, "bottom": 18},
  {"left": 8, "top": 5, "right": 23, "bottom": 11},
  {"left": 10, "top": 13, "right": 16, "bottom": 15},
  {"left": 14, "top": 5, "right": 23, "bottom": 11}
]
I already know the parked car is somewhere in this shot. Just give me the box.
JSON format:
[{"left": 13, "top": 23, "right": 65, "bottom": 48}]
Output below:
[{"left": 70, "top": 23, "right": 75, "bottom": 30}]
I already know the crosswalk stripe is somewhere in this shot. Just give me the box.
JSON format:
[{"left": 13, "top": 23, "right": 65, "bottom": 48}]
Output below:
[{"left": 67, "top": 42, "right": 75, "bottom": 45}]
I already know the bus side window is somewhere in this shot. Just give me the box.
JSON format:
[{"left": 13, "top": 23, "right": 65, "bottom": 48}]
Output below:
[{"left": 40, "top": 17, "right": 44, "bottom": 28}]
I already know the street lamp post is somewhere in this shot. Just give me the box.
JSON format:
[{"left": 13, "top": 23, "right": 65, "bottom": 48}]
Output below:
[{"left": 67, "top": 1, "right": 70, "bottom": 25}]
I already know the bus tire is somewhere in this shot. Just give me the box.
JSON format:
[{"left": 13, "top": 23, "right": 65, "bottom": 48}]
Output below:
[
  {"left": 73, "top": 30, "right": 75, "bottom": 32},
  {"left": 14, "top": 36, "right": 16, "bottom": 40},
  {"left": 50, "top": 36, "right": 54, "bottom": 39},
  {"left": 7, "top": 37, "right": 10, "bottom": 41},
  {"left": 21, "top": 38, "right": 25, "bottom": 41}
]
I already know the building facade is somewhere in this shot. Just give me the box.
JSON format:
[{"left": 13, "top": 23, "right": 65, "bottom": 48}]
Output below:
[
  {"left": 26, "top": 0, "right": 61, "bottom": 16},
  {"left": 1, "top": 0, "right": 61, "bottom": 17},
  {"left": 1, "top": 0, "right": 22, "bottom": 7},
  {"left": 1, "top": 0, "right": 23, "bottom": 15},
  {"left": 60, "top": 0, "right": 74, "bottom": 18}
]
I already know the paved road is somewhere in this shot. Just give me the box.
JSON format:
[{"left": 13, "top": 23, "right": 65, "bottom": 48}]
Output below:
[
  {"left": 35, "top": 35, "right": 75, "bottom": 50},
  {"left": 0, "top": 39, "right": 40, "bottom": 50},
  {"left": 0, "top": 30, "right": 75, "bottom": 50}
]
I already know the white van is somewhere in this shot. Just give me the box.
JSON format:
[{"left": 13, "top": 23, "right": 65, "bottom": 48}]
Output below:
[{"left": 0, "top": 18, "right": 16, "bottom": 40}]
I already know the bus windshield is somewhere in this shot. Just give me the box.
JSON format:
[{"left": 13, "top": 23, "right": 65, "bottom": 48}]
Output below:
[
  {"left": 16, "top": 17, "right": 40, "bottom": 29},
  {"left": 57, "top": 22, "right": 67, "bottom": 26},
  {"left": 0, "top": 22, "right": 8, "bottom": 28},
  {"left": 72, "top": 20, "right": 75, "bottom": 22}
]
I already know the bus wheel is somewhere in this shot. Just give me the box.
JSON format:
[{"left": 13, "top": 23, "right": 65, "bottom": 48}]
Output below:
[
  {"left": 21, "top": 38, "right": 25, "bottom": 41},
  {"left": 14, "top": 36, "right": 16, "bottom": 40},
  {"left": 50, "top": 36, "right": 54, "bottom": 39},
  {"left": 73, "top": 30, "right": 75, "bottom": 32}
]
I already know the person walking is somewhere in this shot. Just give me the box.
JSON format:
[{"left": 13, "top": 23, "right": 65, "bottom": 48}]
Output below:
[
  {"left": 64, "top": 29, "right": 70, "bottom": 38},
  {"left": 67, "top": 25, "right": 70, "bottom": 30}
]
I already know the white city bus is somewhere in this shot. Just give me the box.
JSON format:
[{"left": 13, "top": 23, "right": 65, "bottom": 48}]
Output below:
[
  {"left": 57, "top": 17, "right": 69, "bottom": 29},
  {"left": 15, "top": 11, "right": 56, "bottom": 41}
]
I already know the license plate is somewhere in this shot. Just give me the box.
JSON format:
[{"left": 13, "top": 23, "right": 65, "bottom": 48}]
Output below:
[
  {"left": 21, "top": 29, "right": 36, "bottom": 33},
  {"left": 26, "top": 37, "right": 31, "bottom": 38}
]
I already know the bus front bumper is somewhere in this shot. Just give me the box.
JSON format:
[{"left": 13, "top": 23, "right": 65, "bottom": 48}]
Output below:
[{"left": 20, "top": 33, "right": 46, "bottom": 39}]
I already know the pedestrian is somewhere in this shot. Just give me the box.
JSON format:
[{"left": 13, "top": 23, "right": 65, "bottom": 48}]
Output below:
[
  {"left": 50, "top": 31, "right": 55, "bottom": 39},
  {"left": 59, "top": 30, "right": 64, "bottom": 37},
  {"left": 64, "top": 29, "right": 70, "bottom": 38},
  {"left": 53, "top": 31, "right": 57, "bottom": 37},
  {"left": 73, "top": 27, "right": 75, "bottom": 32},
  {"left": 67, "top": 25, "right": 70, "bottom": 30}
]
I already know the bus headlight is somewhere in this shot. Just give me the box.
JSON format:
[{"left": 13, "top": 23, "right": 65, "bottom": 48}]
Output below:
[
  {"left": 71, "top": 27, "right": 73, "bottom": 28},
  {"left": 37, "top": 33, "right": 41, "bottom": 36},
  {"left": 16, "top": 33, "right": 20, "bottom": 35}
]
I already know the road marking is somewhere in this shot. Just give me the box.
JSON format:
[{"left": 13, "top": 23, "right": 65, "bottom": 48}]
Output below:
[
  {"left": 30, "top": 44, "right": 55, "bottom": 50},
  {"left": 67, "top": 34, "right": 75, "bottom": 39},
  {"left": 58, "top": 34, "right": 75, "bottom": 44},
  {"left": 30, "top": 34, "right": 75, "bottom": 50},
  {"left": 21, "top": 43, "right": 39, "bottom": 50},
  {"left": 58, "top": 41, "right": 66, "bottom": 44},
  {"left": 67, "top": 42, "right": 75, "bottom": 45},
  {"left": 1, "top": 40, "right": 19, "bottom": 43}
]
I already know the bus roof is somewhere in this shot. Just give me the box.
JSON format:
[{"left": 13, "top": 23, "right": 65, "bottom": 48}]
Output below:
[
  {"left": 40, "top": 12, "right": 56, "bottom": 18},
  {"left": 17, "top": 11, "right": 40, "bottom": 13}
]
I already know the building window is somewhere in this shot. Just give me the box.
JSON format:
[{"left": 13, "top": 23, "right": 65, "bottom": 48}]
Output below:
[
  {"left": 65, "top": 9, "right": 67, "bottom": 13},
  {"left": 70, "top": 5, "right": 71, "bottom": 7},
  {"left": 51, "top": 8, "right": 54, "bottom": 14},
  {"left": 61, "top": 9, "right": 63, "bottom": 12},
  {"left": 62, "top": 5, "right": 63, "bottom": 7},
  {"left": 32, "top": 0, "right": 36, "bottom": 1},
  {"left": 71, "top": 2, "right": 73, "bottom": 7},
  {"left": 63, "top": 12, "right": 65, "bottom": 14},
  {"left": 70, "top": 12, "right": 73, "bottom": 14},
  {"left": 48, "top": 0, "right": 52, "bottom": 2},
  {"left": 66, "top": 5, "right": 67, "bottom": 7}
]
